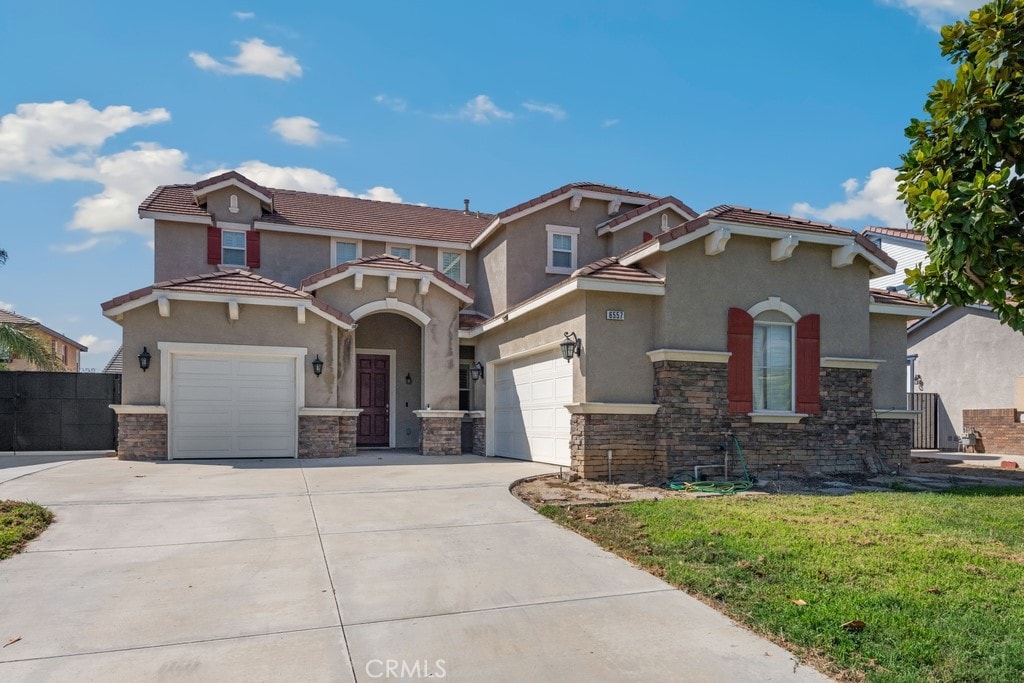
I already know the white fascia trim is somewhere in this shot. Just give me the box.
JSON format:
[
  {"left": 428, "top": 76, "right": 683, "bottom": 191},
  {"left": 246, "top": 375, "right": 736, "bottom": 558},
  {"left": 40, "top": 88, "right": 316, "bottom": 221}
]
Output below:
[
  {"left": 194, "top": 178, "right": 272, "bottom": 204},
  {"left": 622, "top": 219, "right": 895, "bottom": 275},
  {"left": 254, "top": 221, "right": 470, "bottom": 251},
  {"left": 216, "top": 221, "right": 253, "bottom": 231},
  {"left": 466, "top": 410, "right": 486, "bottom": 418},
  {"left": 564, "top": 403, "right": 660, "bottom": 415},
  {"left": 469, "top": 217, "right": 503, "bottom": 249},
  {"left": 304, "top": 266, "right": 473, "bottom": 304},
  {"left": 350, "top": 298, "right": 431, "bottom": 325},
  {"left": 109, "top": 404, "right": 167, "bottom": 415},
  {"left": 870, "top": 302, "right": 933, "bottom": 317},
  {"left": 597, "top": 204, "right": 691, "bottom": 236},
  {"left": 821, "top": 357, "right": 885, "bottom": 370},
  {"left": 139, "top": 210, "right": 210, "bottom": 225},
  {"left": 873, "top": 409, "right": 920, "bottom": 420},
  {"left": 647, "top": 349, "right": 731, "bottom": 364},
  {"left": 459, "top": 277, "right": 664, "bottom": 339},
  {"left": 413, "top": 410, "right": 467, "bottom": 419},
  {"left": 298, "top": 407, "right": 363, "bottom": 417},
  {"left": 749, "top": 412, "right": 808, "bottom": 424},
  {"left": 619, "top": 241, "right": 661, "bottom": 267}
]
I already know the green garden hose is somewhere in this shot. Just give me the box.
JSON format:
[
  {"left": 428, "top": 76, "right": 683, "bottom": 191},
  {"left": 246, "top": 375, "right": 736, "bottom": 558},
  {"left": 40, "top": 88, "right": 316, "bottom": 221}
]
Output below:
[{"left": 668, "top": 436, "right": 754, "bottom": 495}]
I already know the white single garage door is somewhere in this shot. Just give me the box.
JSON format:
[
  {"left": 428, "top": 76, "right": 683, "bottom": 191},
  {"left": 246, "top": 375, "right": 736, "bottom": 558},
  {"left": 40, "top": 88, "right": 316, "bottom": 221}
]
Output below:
[
  {"left": 170, "top": 354, "right": 297, "bottom": 459},
  {"left": 493, "top": 349, "right": 573, "bottom": 465}
]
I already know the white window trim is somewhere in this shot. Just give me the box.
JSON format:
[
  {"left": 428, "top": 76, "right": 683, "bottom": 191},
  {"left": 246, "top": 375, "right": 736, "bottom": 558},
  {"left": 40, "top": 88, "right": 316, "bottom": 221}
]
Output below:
[
  {"left": 545, "top": 225, "right": 579, "bottom": 275},
  {"left": 440, "top": 249, "right": 466, "bottom": 283},
  {"left": 222, "top": 229, "right": 247, "bottom": 267},
  {"left": 387, "top": 243, "right": 416, "bottom": 261},
  {"left": 331, "top": 238, "right": 362, "bottom": 267},
  {"left": 751, "top": 319, "right": 796, "bottom": 414}
]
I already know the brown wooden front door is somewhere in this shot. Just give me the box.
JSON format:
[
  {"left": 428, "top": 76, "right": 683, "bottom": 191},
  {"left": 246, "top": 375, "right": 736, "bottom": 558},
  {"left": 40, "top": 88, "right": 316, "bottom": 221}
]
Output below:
[{"left": 357, "top": 354, "right": 390, "bottom": 446}]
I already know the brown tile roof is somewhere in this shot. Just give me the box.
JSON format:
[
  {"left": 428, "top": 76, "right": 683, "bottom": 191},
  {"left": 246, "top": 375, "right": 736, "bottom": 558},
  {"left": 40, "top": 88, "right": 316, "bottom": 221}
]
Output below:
[
  {"left": 572, "top": 257, "right": 664, "bottom": 284},
  {"left": 459, "top": 312, "right": 488, "bottom": 330},
  {"left": 139, "top": 178, "right": 494, "bottom": 244},
  {"left": 0, "top": 310, "right": 87, "bottom": 350},
  {"left": 101, "top": 270, "right": 354, "bottom": 326},
  {"left": 863, "top": 226, "right": 927, "bottom": 243},
  {"left": 193, "top": 170, "right": 271, "bottom": 198},
  {"left": 624, "top": 205, "right": 897, "bottom": 270},
  {"left": 496, "top": 182, "right": 659, "bottom": 219},
  {"left": 598, "top": 196, "right": 698, "bottom": 232},
  {"left": 301, "top": 254, "right": 474, "bottom": 299},
  {"left": 869, "top": 288, "right": 928, "bottom": 306}
]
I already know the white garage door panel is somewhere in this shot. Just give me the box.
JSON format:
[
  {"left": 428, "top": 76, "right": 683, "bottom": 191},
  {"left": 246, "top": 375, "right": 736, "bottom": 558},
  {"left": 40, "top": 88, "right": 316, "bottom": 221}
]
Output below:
[
  {"left": 171, "top": 354, "right": 297, "bottom": 459},
  {"left": 493, "top": 349, "right": 573, "bottom": 466}
]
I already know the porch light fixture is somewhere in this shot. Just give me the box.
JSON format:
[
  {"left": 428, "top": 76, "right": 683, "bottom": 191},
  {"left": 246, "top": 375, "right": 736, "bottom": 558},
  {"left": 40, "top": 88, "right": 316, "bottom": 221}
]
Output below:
[
  {"left": 311, "top": 355, "right": 324, "bottom": 377},
  {"left": 470, "top": 361, "right": 484, "bottom": 382},
  {"left": 405, "top": 372, "right": 413, "bottom": 385},
  {"left": 137, "top": 347, "right": 151, "bottom": 372},
  {"left": 560, "top": 331, "right": 582, "bottom": 363}
]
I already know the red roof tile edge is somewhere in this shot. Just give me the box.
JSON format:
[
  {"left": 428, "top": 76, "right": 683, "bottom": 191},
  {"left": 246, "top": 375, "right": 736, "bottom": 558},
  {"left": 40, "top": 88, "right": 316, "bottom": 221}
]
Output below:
[
  {"left": 301, "top": 254, "right": 474, "bottom": 298},
  {"left": 496, "top": 182, "right": 660, "bottom": 219},
  {"left": 599, "top": 196, "right": 699, "bottom": 231}
]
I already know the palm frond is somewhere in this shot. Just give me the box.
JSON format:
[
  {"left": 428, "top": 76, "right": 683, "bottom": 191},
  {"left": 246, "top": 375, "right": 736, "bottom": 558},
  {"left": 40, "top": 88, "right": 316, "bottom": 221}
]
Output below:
[{"left": 0, "top": 323, "right": 63, "bottom": 371}]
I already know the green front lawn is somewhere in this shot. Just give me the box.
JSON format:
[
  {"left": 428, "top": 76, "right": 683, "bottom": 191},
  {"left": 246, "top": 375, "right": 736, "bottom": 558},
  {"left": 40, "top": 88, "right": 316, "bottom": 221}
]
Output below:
[
  {"left": 0, "top": 500, "right": 53, "bottom": 560},
  {"left": 541, "top": 489, "right": 1024, "bottom": 682}
]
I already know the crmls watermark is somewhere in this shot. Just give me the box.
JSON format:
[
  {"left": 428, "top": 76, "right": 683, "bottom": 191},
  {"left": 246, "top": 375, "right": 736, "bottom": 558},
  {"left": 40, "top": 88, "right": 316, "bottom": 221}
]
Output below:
[{"left": 365, "top": 659, "right": 447, "bottom": 679}]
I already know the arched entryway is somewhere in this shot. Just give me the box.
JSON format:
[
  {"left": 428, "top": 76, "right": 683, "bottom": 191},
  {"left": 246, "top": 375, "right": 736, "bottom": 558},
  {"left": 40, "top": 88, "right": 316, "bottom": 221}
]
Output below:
[{"left": 354, "top": 311, "right": 423, "bottom": 448}]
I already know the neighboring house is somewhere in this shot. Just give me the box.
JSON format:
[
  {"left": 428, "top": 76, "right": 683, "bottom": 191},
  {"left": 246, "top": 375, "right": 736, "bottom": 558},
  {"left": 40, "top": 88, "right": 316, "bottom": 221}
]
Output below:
[
  {"left": 0, "top": 310, "right": 87, "bottom": 372},
  {"left": 103, "top": 347, "right": 124, "bottom": 374},
  {"left": 102, "top": 171, "right": 926, "bottom": 480},
  {"left": 862, "top": 226, "right": 929, "bottom": 292}
]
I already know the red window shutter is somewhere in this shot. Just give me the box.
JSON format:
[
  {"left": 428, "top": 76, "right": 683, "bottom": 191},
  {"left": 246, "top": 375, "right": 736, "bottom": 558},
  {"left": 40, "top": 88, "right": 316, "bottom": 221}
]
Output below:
[
  {"left": 207, "top": 226, "right": 221, "bottom": 265},
  {"left": 727, "top": 308, "right": 754, "bottom": 413},
  {"left": 246, "top": 230, "right": 261, "bottom": 269},
  {"left": 796, "top": 314, "right": 821, "bottom": 415}
]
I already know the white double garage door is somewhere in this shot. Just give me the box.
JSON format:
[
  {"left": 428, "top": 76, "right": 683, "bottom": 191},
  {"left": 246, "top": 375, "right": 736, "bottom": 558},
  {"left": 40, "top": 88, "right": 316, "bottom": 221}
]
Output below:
[
  {"left": 493, "top": 349, "right": 573, "bottom": 466},
  {"left": 170, "top": 352, "right": 297, "bottom": 459}
]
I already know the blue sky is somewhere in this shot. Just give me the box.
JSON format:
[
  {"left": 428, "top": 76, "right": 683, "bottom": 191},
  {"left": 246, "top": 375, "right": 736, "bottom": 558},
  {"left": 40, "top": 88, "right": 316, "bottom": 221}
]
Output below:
[{"left": 0, "top": 0, "right": 979, "bottom": 370}]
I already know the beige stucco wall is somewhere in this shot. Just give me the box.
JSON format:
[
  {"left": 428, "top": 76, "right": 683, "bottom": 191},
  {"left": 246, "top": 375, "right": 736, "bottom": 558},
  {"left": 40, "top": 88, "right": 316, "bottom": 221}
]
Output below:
[
  {"left": 583, "top": 291, "right": 656, "bottom": 403},
  {"left": 909, "top": 307, "right": 1024, "bottom": 445},
  {"left": 313, "top": 274, "right": 461, "bottom": 410},
  {"left": 606, "top": 210, "right": 679, "bottom": 256},
  {"left": 869, "top": 314, "right": 910, "bottom": 410},
  {"left": 119, "top": 300, "right": 341, "bottom": 407},
  {"left": 204, "top": 188, "right": 263, "bottom": 224},
  {"left": 475, "top": 227, "right": 507, "bottom": 316},
  {"left": 654, "top": 236, "right": 872, "bottom": 357},
  {"left": 5, "top": 330, "right": 81, "bottom": 372},
  {"left": 260, "top": 231, "right": 331, "bottom": 287},
  {"left": 154, "top": 221, "right": 208, "bottom": 282},
  {"left": 355, "top": 313, "right": 422, "bottom": 448}
]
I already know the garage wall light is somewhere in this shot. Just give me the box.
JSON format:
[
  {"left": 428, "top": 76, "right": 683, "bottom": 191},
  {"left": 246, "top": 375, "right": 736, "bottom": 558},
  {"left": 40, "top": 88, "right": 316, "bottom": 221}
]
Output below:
[
  {"left": 311, "top": 354, "right": 324, "bottom": 377},
  {"left": 138, "top": 347, "right": 151, "bottom": 372},
  {"left": 470, "top": 361, "right": 484, "bottom": 382},
  {"left": 560, "top": 332, "right": 582, "bottom": 363},
  {"left": 405, "top": 372, "right": 413, "bottom": 385}
]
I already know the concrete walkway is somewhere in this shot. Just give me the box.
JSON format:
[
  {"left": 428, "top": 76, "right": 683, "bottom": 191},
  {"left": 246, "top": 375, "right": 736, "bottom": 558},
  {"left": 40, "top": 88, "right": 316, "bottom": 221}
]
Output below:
[{"left": 0, "top": 453, "right": 826, "bottom": 682}]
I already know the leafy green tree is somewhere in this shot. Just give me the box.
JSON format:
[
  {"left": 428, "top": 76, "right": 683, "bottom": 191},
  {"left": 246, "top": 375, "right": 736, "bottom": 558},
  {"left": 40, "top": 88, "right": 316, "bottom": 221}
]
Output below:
[
  {"left": 898, "top": 0, "right": 1024, "bottom": 329},
  {"left": 0, "top": 248, "right": 61, "bottom": 371}
]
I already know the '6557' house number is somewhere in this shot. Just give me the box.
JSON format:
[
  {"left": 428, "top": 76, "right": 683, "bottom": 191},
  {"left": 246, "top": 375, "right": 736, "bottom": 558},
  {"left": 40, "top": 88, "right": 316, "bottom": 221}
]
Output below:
[{"left": 606, "top": 310, "right": 625, "bottom": 321}]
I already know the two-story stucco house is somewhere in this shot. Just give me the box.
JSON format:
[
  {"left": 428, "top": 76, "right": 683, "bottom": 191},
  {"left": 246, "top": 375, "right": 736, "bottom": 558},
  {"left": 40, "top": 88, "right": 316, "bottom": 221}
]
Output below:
[
  {"left": 0, "top": 310, "right": 87, "bottom": 372},
  {"left": 102, "top": 171, "right": 927, "bottom": 480}
]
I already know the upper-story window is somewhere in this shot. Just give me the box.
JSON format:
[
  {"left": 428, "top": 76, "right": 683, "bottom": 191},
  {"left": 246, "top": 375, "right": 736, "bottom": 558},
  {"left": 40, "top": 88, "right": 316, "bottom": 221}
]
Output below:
[
  {"left": 333, "top": 239, "right": 360, "bottom": 266},
  {"left": 222, "top": 230, "right": 246, "bottom": 266},
  {"left": 752, "top": 321, "right": 793, "bottom": 412},
  {"left": 545, "top": 225, "right": 579, "bottom": 275},
  {"left": 440, "top": 250, "right": 464, "bottom": 282},
  {"left": 388, "top": 244, "right": 414, "bottom": 260}
]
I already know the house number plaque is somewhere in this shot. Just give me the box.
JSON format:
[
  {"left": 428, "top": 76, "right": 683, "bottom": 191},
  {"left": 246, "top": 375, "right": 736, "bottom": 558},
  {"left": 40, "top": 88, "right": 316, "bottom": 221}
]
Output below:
[{"left": 606, "top": 310, "right": 626, "bottom": 321}]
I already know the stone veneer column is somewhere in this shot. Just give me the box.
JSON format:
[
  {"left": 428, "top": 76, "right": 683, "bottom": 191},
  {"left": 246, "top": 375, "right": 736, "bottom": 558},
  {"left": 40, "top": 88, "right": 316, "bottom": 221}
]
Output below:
[
  {"left": 414, "top": 410, "right": 465, "bottom": 455},
  {"left": 565, "top": 403, "right": 662, "bottom": 482},
  {"left": 111, "top": 405, "right": 168, "bottom": 460},
  {"left": 873, "top": 416, "right": 914, "bottom": 469},
  {"left": 468, "top": 411, "right": 486, "bottom": 456},
  {"left": 298, "top": 408, "right": 363, "bottom": 458}
]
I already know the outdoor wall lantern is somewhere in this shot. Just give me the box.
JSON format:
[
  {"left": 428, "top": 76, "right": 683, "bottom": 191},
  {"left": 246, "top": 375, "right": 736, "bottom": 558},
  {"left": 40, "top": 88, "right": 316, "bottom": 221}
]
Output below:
[
  {"left": 405, "top": 372, "right": 413, "bottom": 385},
  {"left": 311, "top": 355, "right": 324, "bottom": 377},
  {"left": 137, "top": 347, "right": 151, "bottom": 372},
  {"left": 470, "top": 361, "right": 484, "bottom": 382},
  {"left": 560, "top": 331, "right": 582, "bottom": 362}
]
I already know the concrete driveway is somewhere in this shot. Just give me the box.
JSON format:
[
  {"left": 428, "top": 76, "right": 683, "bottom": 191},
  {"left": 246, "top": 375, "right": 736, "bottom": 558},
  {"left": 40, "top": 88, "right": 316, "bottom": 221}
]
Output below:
[{"left": 0, "top": 453, "right": 826, "bottom": 682}]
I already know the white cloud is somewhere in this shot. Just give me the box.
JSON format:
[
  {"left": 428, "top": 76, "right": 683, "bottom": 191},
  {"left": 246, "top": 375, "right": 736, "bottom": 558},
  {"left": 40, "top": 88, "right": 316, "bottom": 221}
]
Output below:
[
  {"left": 881, "top": 0, "right": 978, "bottom": 29},
  {"left": 77, "top": 335, "right": 119, "bottom": 354},
  {"left": 189, "top": 38, "right": 302, "bottom": 80},
  {"left": 373, "top": 94, "right": 407, "bottom": 112},
  {"left": 233, "top": 10, "right": 255, "bottom": 20},
  {"left": 225, "top": 161, "right": 403, "bottom": 202},
  {"left": 522, "top": 101, "right": 566, "bottom": 121},
  {"left": 271, "top": 116, "right": 343, "bottom": 146},
  {"left": 453, "top": 95, "right": 514, "bottom": 124},
  {"left": 0, "top": 99, "right": 170, "bottom": 181},
  {"left": 792, "top": 167, "right": 908, "bottom": 227},
  {"left": 0, "top": 300, "right": 13, "bottom": 312},
  {"left": 50, "top": 237, "right": 105, "bottom": 253},
  {"left": 601, "top": 118, "right": 621, "bottom": 128}
]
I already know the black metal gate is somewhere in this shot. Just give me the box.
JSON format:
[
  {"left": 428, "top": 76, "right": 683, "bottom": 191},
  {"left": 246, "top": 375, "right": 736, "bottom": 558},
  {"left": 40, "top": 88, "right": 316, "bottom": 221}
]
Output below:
[
  {"left": 0, "top": 372, "right": 121, "bottom": 452},
  {"left": 907, "top": 392, "right": 938, "bottom": 449}
]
